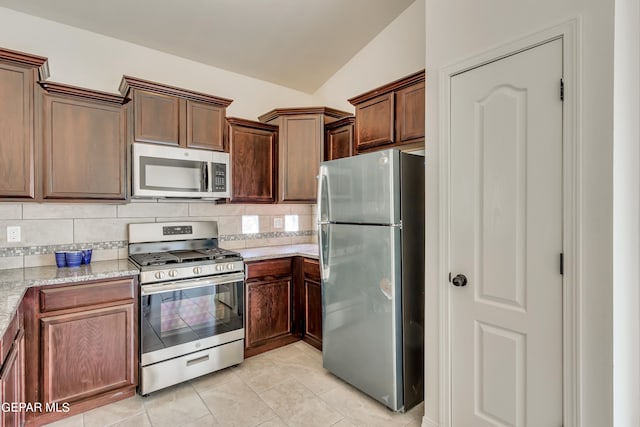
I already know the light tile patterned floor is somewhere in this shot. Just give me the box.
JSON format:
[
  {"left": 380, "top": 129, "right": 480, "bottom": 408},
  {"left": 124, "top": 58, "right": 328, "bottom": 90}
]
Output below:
[{"left": 44, "top": 341, "right": 424, "bottom": 427}]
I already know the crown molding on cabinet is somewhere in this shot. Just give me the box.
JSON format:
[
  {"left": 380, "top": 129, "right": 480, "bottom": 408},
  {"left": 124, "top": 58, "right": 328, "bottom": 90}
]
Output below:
[
  {"left": 348, "top": 69, "right": 425, "bottom": 106},
  {"left": 0, "top": 47, "right": 50, "bottom": 80},
  {"left": 119, "top": 75, "right": 233, "bottom": 107},
  {"left": 258, "top": 106, "right": 352, "bottom": 123},
  {"left": 39, "top": 81, "right": 128, "bottom": 105}
]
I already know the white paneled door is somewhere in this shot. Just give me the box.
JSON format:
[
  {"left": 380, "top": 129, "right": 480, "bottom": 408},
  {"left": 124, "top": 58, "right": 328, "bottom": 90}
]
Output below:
[{"left": 450, "top": 39, "right": 563, "bottom": 426}]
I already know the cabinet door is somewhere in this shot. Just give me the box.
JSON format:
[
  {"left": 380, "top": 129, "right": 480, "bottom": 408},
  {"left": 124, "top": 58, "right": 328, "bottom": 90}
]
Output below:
[
  {"left": 395, "top": 81, "right": 425, "bottom": 144},
  {"left": 0, "top": 63, "right": 35, "bottom": 199},
  {"left": 42, "top": 95, "right": 126, "bottom": 200},
  {"left": 354, "top": 92, "right": 394, "bottom": 152},
  {"left": 303, "top": 258, "right": 322, "bottom": 350},
  {"left": 40, "top": 304, "right": 135, "bottom": 404},
  {"left": 245, "top": 278, "right": 292, "bottom": 349},
  {"left": 325, "top": 121, "right": 353, "bottom": 161},
  {"left": 133, "top": 90, "right": 181, "bottom": 146},
  {"left": 228, "top": 122, "right": 277, "bottom": 203},
  {"left": 187, "top": 100, "right": 225, "bottom": 151},
  {"left": 0, "top": 331, "right": 25, "bottom": 427},
  {"left": 280, "top": 115, "right": 322, "bottom": 202}
]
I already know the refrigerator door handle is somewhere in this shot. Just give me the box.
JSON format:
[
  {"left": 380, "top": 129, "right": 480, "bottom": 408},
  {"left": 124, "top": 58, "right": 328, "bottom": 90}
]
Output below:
[
  {"left": 317, "top": 165, "right": 330, "bottom": 223},
  {"left": 318, "top": 222, "right": 330, "bottom": 281}
]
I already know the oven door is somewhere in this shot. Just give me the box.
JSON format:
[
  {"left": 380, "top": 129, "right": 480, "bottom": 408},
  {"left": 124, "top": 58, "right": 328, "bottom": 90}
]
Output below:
[{"left": 140, "top": 272, "right": 244, "bottom": 366}]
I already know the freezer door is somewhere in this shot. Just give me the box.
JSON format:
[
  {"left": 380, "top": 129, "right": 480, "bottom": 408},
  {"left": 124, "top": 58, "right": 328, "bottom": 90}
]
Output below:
[
  {"left": 321, "top": 223, "right": 403, "bottom": 410},
  {"left": 319, "top": 149, "right": 400, "bottom": 224}
]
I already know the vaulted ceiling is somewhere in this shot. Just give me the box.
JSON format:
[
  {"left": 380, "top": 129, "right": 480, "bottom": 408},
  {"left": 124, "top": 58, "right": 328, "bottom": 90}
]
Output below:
[{"left": 0, "top": 0, "right": 415, "bottom": 93}]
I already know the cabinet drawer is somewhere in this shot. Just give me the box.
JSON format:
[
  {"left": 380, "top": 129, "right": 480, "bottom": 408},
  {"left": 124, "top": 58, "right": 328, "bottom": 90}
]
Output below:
[
  {"left": 246, "top": 258, "right": 292, "bottom": 280},
  {"left": 39, "top": 278, "right": 135, "bottom": 313},
  {"left": 303, "top": 258, "right": 320, "bottom": 281}
]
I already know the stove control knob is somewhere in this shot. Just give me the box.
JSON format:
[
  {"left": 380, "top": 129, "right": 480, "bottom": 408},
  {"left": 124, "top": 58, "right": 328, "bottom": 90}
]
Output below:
[
  {"left": 226, "top": 263, "right": 234, "bottom": 270},
  {"left": 168, "top": 270, "right": 178, "bottom": 278},
  {"left": 193, "top": 267, "right": 202, "bottom": 275},
  {"left": 215, "top": 265, "right": 223, "bottom": 272},
  {"left": 155, "top": 271, "right": 165, "bottom": 280}
]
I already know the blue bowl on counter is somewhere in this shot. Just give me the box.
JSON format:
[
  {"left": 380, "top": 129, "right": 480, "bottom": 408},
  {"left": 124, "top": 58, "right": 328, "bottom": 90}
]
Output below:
[
  {"left": 82, "top": 249, "right": 93, "bottom": 264},
  {"left": 64, "top": 251, "right": 83, "bottom": 267},
  {"left": 55, "top": 251, "right": 67, "bottom": 268}
]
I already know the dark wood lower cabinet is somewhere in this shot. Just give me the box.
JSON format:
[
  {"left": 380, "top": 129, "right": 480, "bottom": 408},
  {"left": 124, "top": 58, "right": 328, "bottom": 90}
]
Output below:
[
  {"left": 245, "top": 257, "right": 322, "bottom": 357},
  {"left": 301, "top": 258, "right": 322, "bottom": 350},
  {"left": 244, "top": 258, "right": 297, "bottom": 357},
  {"left": 24, "top": 277, "right": 138, "bottom": 427},
  {"left": 41, "top": 304, "right": 135, "bottom": 405},
  {"left": 0, "top": 328, "right": 25, "bottom": 427}
]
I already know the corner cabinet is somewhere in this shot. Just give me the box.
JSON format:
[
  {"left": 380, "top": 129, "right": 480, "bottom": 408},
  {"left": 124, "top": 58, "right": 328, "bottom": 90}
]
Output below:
[
  {"left": 226, "top": 117, "right": 278, "bottom": 203},
  {"left": 0, "top": 48, "right": 49, "bottom": 200},
  {"left": 348, "top": 70, "right": 425, "bottom": 154},
  {"left": 40, "top": 83, "right": 128, "bottom": 200},
  {"left": 244, "top": 256, "right": 322, "bottom": 357},
  {"left": 259, "top": 107, "right": 351, "bottom": 202},
  {"left": 244, "top": 258, "right": 298, "bottom": 357},
  {"left": 23, "top": 277, "right": 138, "bottom": 426},
  {"left": 119, "top": 76, "right": 232, "bottom": 152},
  {"left": 324, "top": 116, "right": 355, "bottom": 161}
]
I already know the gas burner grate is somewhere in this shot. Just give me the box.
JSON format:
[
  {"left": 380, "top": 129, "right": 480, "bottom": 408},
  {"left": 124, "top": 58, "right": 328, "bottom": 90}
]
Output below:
[
  {"left": 196, "top": 248, "right": 240, "bottom": 259},
  {"left": 130, "top": 252, "right": 180, "bottom": 267}
]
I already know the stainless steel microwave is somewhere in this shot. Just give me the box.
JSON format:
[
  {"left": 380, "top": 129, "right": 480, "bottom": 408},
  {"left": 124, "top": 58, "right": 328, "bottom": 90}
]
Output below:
[{"left": 132, "top": 143, "right": 230, "bottom": 199}]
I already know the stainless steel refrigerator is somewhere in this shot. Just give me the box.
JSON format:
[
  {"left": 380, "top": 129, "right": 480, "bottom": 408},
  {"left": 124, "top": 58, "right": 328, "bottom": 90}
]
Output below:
[{"left": 318, "top": 148, "right": 424, "bottom": 412}]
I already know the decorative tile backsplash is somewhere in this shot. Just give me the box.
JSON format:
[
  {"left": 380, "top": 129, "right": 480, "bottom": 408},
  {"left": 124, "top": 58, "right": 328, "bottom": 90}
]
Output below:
[{"left": 0, "top": 202, "right": 317, "bottom": 270}]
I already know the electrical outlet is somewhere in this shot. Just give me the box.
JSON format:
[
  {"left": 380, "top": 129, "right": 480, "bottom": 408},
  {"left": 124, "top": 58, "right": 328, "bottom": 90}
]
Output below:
[
  {"left": 6, "top": 226, "right": 21, "bottom": 243},
  {"left": 273, "top": 217, "right": 284, "bottom": 229}
]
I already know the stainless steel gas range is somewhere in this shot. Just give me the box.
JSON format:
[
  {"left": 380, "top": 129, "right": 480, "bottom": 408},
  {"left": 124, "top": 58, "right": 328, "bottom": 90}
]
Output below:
[{"left": 128, "top": 221, "right": 244, "bottom": 395}]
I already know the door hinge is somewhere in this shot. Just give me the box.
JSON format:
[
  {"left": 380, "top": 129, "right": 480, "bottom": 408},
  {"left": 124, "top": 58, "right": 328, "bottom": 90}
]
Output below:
[
  {"left": 560, "top": 253, "right": 564, "bottom": 275},
  {"left": 560, "top": 78, "right": 564, "bottom": 101}
]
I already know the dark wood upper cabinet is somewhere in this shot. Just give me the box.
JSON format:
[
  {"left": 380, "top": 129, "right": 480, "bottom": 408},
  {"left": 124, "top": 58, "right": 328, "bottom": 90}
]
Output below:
[
  {"left": 0, "top": 48, "right": 49, "bottom": 200},
  {"left": 227, "top": 117, "right": 278, "bottom": 203},
  {"left": 324, "top": 116, "right": 355, "bottom": 161},
  {"left": 40, "top": 82, "right": 128, "bottom": 200},
  {"left": 120, "top": 76, "right": 232, "bottom": 152},
  {"left": 349, "top": 70, "right": 425, "bottom": 154},
  {"left": 187, "top": 100, "right": 225, "bottom": 151},
  {"left": 133, "top": 90, "right": 181, "bottom": 146},
  {"left": 395, "top": 80, "right": 425, "bottom": 144},
  {"left": 354, "top": 93, "right": 394, "bottom": 151},
  {"left": 259, "top": 107, "right": 351, "bottom": 203}
]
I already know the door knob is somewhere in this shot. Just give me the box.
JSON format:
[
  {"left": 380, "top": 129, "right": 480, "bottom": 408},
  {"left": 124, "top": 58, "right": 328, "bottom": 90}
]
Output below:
[{"left": 451, "top": 274, "right": 468, "bottom": 287}]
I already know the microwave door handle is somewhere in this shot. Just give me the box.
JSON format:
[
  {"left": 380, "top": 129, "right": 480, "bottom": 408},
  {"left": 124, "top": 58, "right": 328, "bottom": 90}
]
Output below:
[{"left": 201, "top": 163, "right": 209, "bottom": 192}]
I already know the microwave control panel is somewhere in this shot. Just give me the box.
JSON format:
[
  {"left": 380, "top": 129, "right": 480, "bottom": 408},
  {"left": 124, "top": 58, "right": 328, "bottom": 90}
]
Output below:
[{"left": 213, "top": 163, "right": 227, "bottom": 192}]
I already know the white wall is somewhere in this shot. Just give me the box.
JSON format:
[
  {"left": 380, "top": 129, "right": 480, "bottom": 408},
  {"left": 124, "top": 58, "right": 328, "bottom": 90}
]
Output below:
[
  {"left": 312, "top": 0, "right": 425, "bottom": 112},
  {"left": 425, "top": 1, "right": 614, "bottom": 427},
  {"left": 613, "top": 0, "right": 640, "bottom": 424},
  {"left": 0, "top": 7, "right": 313, "bottom": 120}
]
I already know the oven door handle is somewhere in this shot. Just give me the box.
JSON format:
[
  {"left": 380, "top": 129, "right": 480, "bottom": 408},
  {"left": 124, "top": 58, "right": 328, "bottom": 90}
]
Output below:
[{"left": 140, "top": 272, "right": 244, "bottom": 296}]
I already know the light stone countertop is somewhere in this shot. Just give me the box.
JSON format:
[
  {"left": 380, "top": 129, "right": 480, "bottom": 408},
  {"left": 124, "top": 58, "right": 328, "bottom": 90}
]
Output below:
[
  {"left": 238, "top": 243, "right": 319, "bottom": 262},
  {"left": 0, "top": 244, "right": 319, "bottom": 343},
  {"left": 0, "top": 259, "right": 139, "bottom": 341}
]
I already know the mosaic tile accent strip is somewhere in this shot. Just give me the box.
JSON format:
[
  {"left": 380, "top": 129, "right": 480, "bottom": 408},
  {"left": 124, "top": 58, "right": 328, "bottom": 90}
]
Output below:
[
  {"left": 220, "top": 230, "right": 314, "bottom": 241},
  {"left": 0, "top": 230, "right": 314, "bottom": 257},
  {"left": 0, "top": 241, "right": 127, "bottom": 257}
]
